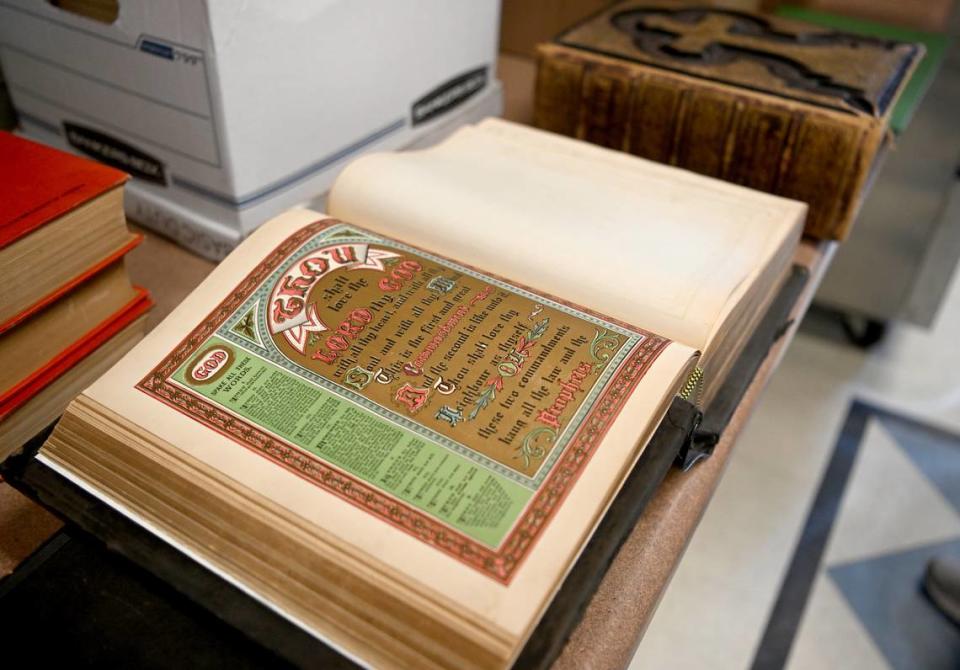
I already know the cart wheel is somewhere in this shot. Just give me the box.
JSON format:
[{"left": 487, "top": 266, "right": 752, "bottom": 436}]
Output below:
[{"left": 840, "top": 314, "right": 887, "bottom": 348}]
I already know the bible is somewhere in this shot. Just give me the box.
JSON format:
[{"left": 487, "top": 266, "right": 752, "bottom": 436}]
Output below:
[
  {"left": 38, "top": 119, "right": 803, "bottom": 668},
  {"left": 533, "top": 1, "right": 922, "bottom": 240}
]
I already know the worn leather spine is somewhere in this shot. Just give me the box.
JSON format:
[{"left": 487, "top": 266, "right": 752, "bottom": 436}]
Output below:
[{"left": 534, "top": 43, "right": 891, "bottom": 240}]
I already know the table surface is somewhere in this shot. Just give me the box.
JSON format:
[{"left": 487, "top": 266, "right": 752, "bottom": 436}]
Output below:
[{"left": 0, "top": 53, "right": 836, "bottom": 668}]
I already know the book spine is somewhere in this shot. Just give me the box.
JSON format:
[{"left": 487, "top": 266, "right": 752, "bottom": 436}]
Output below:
[
  {"left": 575, "top": 63, "right": 633, "bottom": 150},
  {"left": 775, "top": 113, "right": 869, "bottom": 239},
  {"left": 533, "top": 45, "right": 882, "bottom": 240},
  {"left": 786, "top": 120, "right": 886, "bottom": 240},
  {"left": 727, "top": 104, "right": 796, "bottom": 193},
  {"left": 533, "top": 48, "right": 585, "bottom": 137},
  {"left": 624, "top": 73, "right": 686, "bottom": 165},
  {"left": 671, "top": 87, "right": 741, "bottom": 179}
]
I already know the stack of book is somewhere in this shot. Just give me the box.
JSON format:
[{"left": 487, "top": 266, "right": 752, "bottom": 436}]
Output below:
[{"left": 0, "top": 132, "right": 152, "bottom": 457}]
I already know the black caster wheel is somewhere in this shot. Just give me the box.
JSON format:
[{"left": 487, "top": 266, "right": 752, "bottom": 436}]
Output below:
[{"left": 840, "top": 314, "right": 887, "bottom": 348}]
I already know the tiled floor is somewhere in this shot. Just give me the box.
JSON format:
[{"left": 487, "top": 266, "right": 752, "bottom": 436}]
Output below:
[
  {"left": 769, "top": 403, "right": 960, "bottom": 670},
  {"left": 630, "top": 256, "right": 960, "bottom": 668}
]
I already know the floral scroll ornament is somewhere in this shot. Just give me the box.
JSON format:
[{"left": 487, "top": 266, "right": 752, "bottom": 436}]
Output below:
[
  {"left": 469, "top": 318, "right": 550, "bottom": 421},
  {"left": 590, "top": 329, "right": 621, "bottom": 371},
  {"left": 517, "top": 426, "right": 556, "bottom": 469},
  {"left": 232, "top": 309, "right": 256, "bottom": 340}
]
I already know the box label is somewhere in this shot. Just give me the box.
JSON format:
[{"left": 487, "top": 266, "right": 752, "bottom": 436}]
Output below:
[
  {"left": 412, "top": 66, "right": 488, "bottom": 126},
  {"left": 64, "top": 123, "right": 167, "bottom": 185}
]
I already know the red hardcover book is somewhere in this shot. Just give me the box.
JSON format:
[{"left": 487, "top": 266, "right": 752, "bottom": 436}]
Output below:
[
  {"left": 0, "top": 233, "right": 143, "bottom": 335},
  {"left": 0, "top": 288, "right": 153, "bottom": 420},
  {"left": 0, "top": 134, "right": 152, "bottom": 451},
  {"left": 0, "top": 132, "right": 140, "bottom": 331},
  {"left": 0, "top": 131, "right": 127, "bottom": 247}
]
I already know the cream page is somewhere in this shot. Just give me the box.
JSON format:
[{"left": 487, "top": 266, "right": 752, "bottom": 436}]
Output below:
[{"left": 328, "top": 118, "right": 805, "bottom": 353}]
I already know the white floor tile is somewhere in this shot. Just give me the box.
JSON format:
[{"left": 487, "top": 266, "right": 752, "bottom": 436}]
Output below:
[
  {"left": 635, "top": 333, "right": 860, "bottom": 670},
  {"left": 786, "top": 576, "right": 889, "bottom": 670},
  {"left": 824, "top": 419, "right": 960, "bottom": 566}
]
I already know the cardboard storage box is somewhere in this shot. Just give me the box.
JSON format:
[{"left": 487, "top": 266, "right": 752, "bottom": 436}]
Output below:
[{"left": 0, "top": 1, "right": 502, "bottom": 259}]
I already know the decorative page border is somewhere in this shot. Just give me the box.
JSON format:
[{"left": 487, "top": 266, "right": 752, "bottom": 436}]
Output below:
[
  {"left": 207, "top": 226, "right": 643, "bottom": 489},
  {"left": 137, "top": 219, "right": 669, "bottom": 582}
]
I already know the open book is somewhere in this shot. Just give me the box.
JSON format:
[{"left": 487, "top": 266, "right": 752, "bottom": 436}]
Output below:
[{"left": 40, "top": 119, "right": 803, "bottom": 668}]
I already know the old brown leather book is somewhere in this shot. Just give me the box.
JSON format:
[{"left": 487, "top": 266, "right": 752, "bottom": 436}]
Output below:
[{"left": 534, "top": 1, "right": 922, "bottom": 240}]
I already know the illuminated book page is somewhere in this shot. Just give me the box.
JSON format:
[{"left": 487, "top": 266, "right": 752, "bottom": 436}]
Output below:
[
  {"left": 81, "top": 209, "right": 696, "bottom": 642},
  {"left": 329, "top": 119, "right": 805, "bottom": 354}
]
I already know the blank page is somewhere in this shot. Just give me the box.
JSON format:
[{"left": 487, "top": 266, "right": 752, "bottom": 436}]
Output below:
[{"left": 329, "top": 119, "right": 804, "bottom": 352}]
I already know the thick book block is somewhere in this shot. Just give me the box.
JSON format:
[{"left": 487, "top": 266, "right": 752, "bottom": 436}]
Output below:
[
  {"left": 534, "top": 1, "right": 922, "bottom": 240},
  {"left": 34, "top": 120, "right": 805, "bottom": 668}
]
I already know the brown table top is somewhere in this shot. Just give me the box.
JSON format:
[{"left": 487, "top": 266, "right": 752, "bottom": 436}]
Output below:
[{"left": 1, "top": 53, "right": 835, "bottom": 668}]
